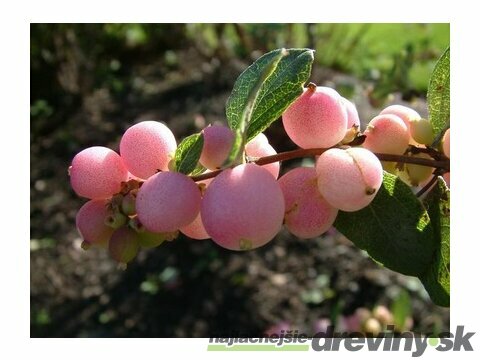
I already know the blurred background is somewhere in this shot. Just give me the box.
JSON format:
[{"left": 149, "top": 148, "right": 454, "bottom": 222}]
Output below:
[{"left": 31, "top": 23, "right": 449, "bottom": 337}]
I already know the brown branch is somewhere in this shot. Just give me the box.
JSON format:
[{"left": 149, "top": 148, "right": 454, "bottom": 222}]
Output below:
[
  {"left": 190, "top": 146, "right": 450, "bottom": 182},
  {"left": 416, "top": 176, "right": 438, "bottom": 198}
]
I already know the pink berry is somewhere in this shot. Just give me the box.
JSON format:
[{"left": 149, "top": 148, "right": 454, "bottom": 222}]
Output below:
[
  {"left": 278, "top": 167, "right": 338, "bottom": 239},
  {"left": 120, "top": 121, "right": 177, "bottom": 179},
  {"left": 282, "top": 86, "right": 348, "bottom": 148},
  {"left": 245, "top": 134, "right": 280, "bottom": 179},
  {"left": 201, "top": 164, "right": 285, "bottom": 250},
  {"left": 442, "top": 128, "right": 450, "bottom": 158},
  {"left": 70, "top": 146, "right": 129, "bottom": 199},
  {"left": 247, "top": 132, "right": 269, "bottom": 148},
  {"left": 180, "top": 212, "right": 210, "bottom": 240},
  {"left": 363, "top": 114, "right": 410, "bottom": 155},
  {"left": 316, "top": 148, "right": 383, "bottom": 212},
  {"left": 342, "top": 97, "right": 360, "bottom": 129},
  {"left": 199, "top": 125, "right": 235, "bottom": 170},
  {"left": 180, "top": 179, "right": 212, "bottom": 240},
  {"left": 380, "top": 104, "right": 421, "bottom": 132},
  {"left": 380, "top": 104, "right": 423, "bottom": 145},
  {"left": 76, "top": 199, "right": 114, "bottom": 245},
  {"left": 136, "top": 171, "right": 201, "bottom": 233}
]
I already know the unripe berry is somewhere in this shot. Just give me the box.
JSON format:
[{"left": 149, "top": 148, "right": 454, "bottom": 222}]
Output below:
[
  {"left": 108, "top": 227, "right": 140, "bottom": 264},
  {"left": 342, "top": 97, "right": 360, "bottom": 129},
  {"left": 363, "top": 114, "right": 410, "bottom": 155},
  {"left": 136, "top": 171, "right": 201, "bottom": 233},
  {"left": 76, "top": 199, "right": 115, "bottom": 245},
  {"left": 442, "top": 128, "right": 450, "bottom": 158},
  {"left": 138, "top": 231, "right": 168, "bottom": 248},
  {"left": 282, "top": 85, "right": 348, "bottom": 148},
  {"left": 278, "top": 167, "right": 338, "bottom": 239},
  {"left": 201, "top": 164, "right": 285, "bottom": 251},
  {"left": 316, "top": 148, "right": 383, "bottom": 212},
  {"left": 120, "top": 121, "right": 177, "bottom": 179},
  {"left": 245, "top": 134, "right": 280, "bottom": 179},
  {"left": 70, "top": 146, "right": 129, "bottom": 199},
  {"left": 381, "top": 161, "right": 398, "bottom": 175},
  {"left": 410, "top": 118, "right": 434, "bottom": 146},
  {"left": 128, "top": 216, "right": 176, "bottom": 248},
  {"left": 402, "top": 153, "right": 434, "bottom": 187},
  {"left": 199, "top": 125, "right": 235, "bottom": 170}
]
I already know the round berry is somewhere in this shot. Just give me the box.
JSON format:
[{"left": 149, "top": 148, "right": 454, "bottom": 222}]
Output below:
[
  {"left": 70, "top": 146, "right": 129, "bottom": 199},
  {"left": 108, "top": 227, "right": 140, "bottom": 264},
  {"left": 136, "top": 171, "right": 201, "bottom": 233},
  {"left": 363, "top": 114, "right": 410, "bottom": 155},
  {"left": 245, "top": 134, "right": 280, "bottom": 179},
  {"left": 199, "top": 125, "right": 235, "bottom": 170},
  {"left": 278, "top": 167, "right": 338, "bottom": 239},
  {"left": 316, "top": 147, "right": 383, "bottom": 212},
  {"left": 120, "top": 121, "right": 177, "bottom": 179},
  {"left": 201, "top": 164, "right": 285, "bottom": 250},
  {"left": 76, "top": 199, "right": 114, "bottom": 245},
  {"left": 282, "top": 86, "right": 348, "bottom": 148},
  {"left": 342, "top": 97, "right": 360, "bottom": 129}
]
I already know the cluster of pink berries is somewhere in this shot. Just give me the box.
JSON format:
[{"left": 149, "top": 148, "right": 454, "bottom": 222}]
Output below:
[{"left": 69, "top": 84, "right": 449, "bottom": 265}]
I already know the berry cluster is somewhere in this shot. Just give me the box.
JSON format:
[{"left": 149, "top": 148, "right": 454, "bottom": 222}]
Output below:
[{"left": 69, "top": 84, "right": 449, "bottom": 266}]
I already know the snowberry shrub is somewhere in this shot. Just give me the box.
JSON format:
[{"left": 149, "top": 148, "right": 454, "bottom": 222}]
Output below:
[
  {"left": 67, "top": 47, "right": 450, "bottom": 307},
  {"left": 201, "top": 164, "right": 285, "bottom": 250},
  {"left": 278, "top": 167, "right": 338, "bottom": 239},
  {"left": 70, "top": 146, "right": 129, "bottom": 199},
  {"left": 316, "top": 147, "right": 383, "bottom": 211},
  {"left": 120, "top": 121, "right": 177, "bottom": 179},
  {"left": 282, "top": 85, "right": 348, "bottom": 148},
  {"left": 136, "top": 171, "right": 201, "bottom": 233}
]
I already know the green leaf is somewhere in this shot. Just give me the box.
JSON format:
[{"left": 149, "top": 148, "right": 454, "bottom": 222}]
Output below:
[
  {"left": 222, "top": 128, "right": 245, "bottom": 168},
  {"left": 392, "top": 289, "right": 412, "bottom": 330},
  {"left": 174, "top": 133, "right": 204, "bottom": 175},
  {"left": 226, "top": 48, "right": 314, "bottom": 143},
  {"left": 190, "top": 163, "right": 207, "bottom": 177},
  {"left": 427, "top": 47, "right": 450, "bottom": 138},
  {"left": 334, "top": 172, "right": 436, "bottom": 276},
  {"left": 420, "top": 178, "right": 450, "bottom": 307}
]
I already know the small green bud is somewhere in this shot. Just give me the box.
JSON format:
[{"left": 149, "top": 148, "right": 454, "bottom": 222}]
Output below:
[
  {"left": 105, "top": 211, "right": 128, "bottom": 229},
  {"left": 121, "top": 193, "right": 136, "bottom": 216}
]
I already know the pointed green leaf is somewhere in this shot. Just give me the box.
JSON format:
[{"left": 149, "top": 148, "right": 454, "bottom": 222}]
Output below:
[
  {"left": 420, "top": 178, "right": 450, "bottom": 307},
  {"left": 226, "top": 48, "right": 314, "bottom": 143},
  {"left": 174, "top": 133, "right": 204, "bottom": 175},
  {"left": 427, "top": 47, "right": 450, "bottom": 138},
  {"left": 334, "top": 172, "right": 436, "bottom": 276}
]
